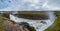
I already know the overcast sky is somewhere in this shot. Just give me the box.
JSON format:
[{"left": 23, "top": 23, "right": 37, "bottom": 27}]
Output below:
[{"left": 0, "top": 0, "right": 60, "bottom": 11}]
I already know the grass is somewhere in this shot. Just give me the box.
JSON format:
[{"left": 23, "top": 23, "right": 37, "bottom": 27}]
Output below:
[
  {"left": 0, "top": 16, "right": 15, "bottom": 31},
  {"left": 45, "top": 15, "right": 60, "bottom": 31},
  {"left": 0, "top": 20, "right": 5, "bottom": 31}
]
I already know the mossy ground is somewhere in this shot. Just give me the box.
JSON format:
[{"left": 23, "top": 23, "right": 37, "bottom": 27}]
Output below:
[
  {"left": 0, "top": 22, "right": 5, "bottom": 31},
  {"left": 45, "top": 15, "right": 60, "bottom": 31}
]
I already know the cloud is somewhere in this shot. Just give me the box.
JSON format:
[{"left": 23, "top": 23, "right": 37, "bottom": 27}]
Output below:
[
  {"left": 0, "top": 0, "right": 60, "bottom": 11},
  {"left": 42, "top": 0, "right": 60, "bottom": 10}
]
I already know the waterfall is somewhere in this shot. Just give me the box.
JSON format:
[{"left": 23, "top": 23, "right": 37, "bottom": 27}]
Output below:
[{"left": 9, "top": 12, "right": 56, "bottom": 31}]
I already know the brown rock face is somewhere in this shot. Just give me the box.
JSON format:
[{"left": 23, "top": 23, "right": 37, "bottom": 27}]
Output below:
[{"left": 3, "top": 21, "right": 29, "bottom": 31}]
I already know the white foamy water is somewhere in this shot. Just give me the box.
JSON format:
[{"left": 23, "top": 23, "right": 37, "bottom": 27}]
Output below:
[{"left": 9, "top": 12, "right": 56, "bottom": 31}]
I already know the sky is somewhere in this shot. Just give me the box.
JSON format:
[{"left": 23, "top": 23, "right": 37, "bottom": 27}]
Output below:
[{"left": 0, "top": 0, "right": 60, "bottom": 11}]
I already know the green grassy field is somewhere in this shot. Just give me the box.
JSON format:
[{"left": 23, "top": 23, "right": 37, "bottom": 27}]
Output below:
[
  {"left": 0, "top": 19, "right": 5, "bottom": 31},
  {"left": 45, "top": 13, "right": 60, "bottom": 31}
]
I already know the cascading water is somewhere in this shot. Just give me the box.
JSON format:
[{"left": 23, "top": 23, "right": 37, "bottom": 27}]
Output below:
[
  {"left": 9, "top": 12, "right": 56, "bottom": 31},
  {"left": 42, "top": 12, "right": 56, "bottom": 31}
]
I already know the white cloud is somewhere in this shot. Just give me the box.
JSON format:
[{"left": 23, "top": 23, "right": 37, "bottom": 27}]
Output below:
[
  {"left": 0, "top": 0, "right": 60, "bottom": 11},
  {"left": 42, "top": 0, "right": 60, "bottom": 10},
  {"left": 32, "top": 0, "right": 40, "bottom": 3}
]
